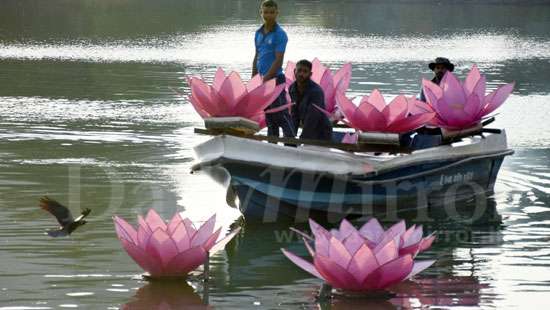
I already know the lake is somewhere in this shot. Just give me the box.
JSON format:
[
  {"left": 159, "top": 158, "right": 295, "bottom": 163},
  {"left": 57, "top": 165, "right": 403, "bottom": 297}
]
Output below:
[{"left": 1, "top": 0, "right": 550, "bottom": 308}]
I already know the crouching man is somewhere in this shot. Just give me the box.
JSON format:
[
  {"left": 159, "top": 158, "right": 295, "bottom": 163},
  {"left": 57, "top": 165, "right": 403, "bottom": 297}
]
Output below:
[{"left": 289, "top": 59, "right": 333, "bottom": 141}]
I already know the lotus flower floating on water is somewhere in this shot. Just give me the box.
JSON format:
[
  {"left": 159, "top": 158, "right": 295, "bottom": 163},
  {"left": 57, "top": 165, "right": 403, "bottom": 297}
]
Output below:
[
  {"left": 187, "top": 67, "right": 286, "bottom": 126},
  {"left": 336, "top": 90, "right": 435, "bottom": 133},
  {"left": 114, "top": 209, "right": 240, "bottom": 278},
  {"left": 285, "top": 58, "right": 352, "bottom": 120},
  {"left": 281, "top": 218, "right": 436, "bottom": 292},
  {"left": 421, "top": 65, "right": 515, "bottom": 129}
]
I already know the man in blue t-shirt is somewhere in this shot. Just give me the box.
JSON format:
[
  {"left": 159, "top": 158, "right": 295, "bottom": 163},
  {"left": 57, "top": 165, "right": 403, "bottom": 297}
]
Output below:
[{"left": 252, "top": 0, "right": 295, "bottom": 139}]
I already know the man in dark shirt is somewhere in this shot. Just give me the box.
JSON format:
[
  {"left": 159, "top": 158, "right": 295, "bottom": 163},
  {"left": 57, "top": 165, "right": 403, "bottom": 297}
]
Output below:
[
  {"left": 419, "top": 57, "right": 455, "bottom": 102},
  {"left": 289, "top": 59, "right": 333, "bottom": 141}
]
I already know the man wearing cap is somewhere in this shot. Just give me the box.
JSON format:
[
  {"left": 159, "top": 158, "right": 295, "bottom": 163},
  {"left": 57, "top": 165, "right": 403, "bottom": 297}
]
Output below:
[{"left": 419, "top": 57, "right": 455, "bottom": 102}]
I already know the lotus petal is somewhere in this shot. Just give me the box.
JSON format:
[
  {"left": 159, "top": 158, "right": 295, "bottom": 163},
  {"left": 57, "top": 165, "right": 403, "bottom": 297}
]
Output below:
[
  {"left": 354, "top": 102, "right": 387, "bottom": 132},
  {"left": 333, "top": 63, "right": 352, "bottom": 94},
  {"left": 137, "top": 223, "right": 152, "bottom": 250},
  {"left": 150, "top": 229, "right": 180, "bottom": 266},
  {"left": 336, "top": 92, "right": 358, "bottom": 122},
  {"left": 209, "top": 227, "right": 241, "bottom": 255},
  {"left": 218, "top": 71, "right": 247, "bottom": 111},
  {"left": 384, "top": 95, "right": 409, "bottom": 125},
  {"left": 182, "top": 218, "right": 197, "bottom": 239},
  {"left": 145, "top": 209, "right": 167, "bottom": 232},
  {"left": 367, "top": 89, "right": 387, "bottom": 112},
  {"left": 281, "top": 248, "right": 324, "bottom": 279},
  {"left": 482, "top": 82, "right": 515, "bottom": 116},
  {"left": 329, "top": 237, "right": 353, "bottom": 268},
  {"left": 463, "top": 64, "right": 482, "bottom": 97},
  {"left": 318, "top": 69, "right": 335, "bottom": 111},
  {"left": 164, "top": 246, "right": 207, "bottom": 276},
  {"left": 212, "top": 67, "right": 225, "bottom": 92},
  {"left": 419, "top": 233, "right": 436, "bottom": 252},
  {"left": 463, "top": 93, "right": 482, "bottom": 123},
  {"left": 189, "top": 78, "right": 220, "bottom": 116},
  {"left": 343, "top": 231, "right": 366, "bottom": 256},
  {"left": 348, "top": 244, "right": 378, "bottom": 284},
  {"left": 387, "top": 112, "right": 435, "bottom": 133},
  {"left": 303, "top": 237, "right": 316, "bottom": 257},
  {"left": 191, "top": 214, "right": 217, "bottom": 247},
  {"left": 370, "top": 254, "right": 414, "bottom": 289},
  {"left": 359, "top": 218, "right": 385, "bottom": 244},
  {"left": 311, "top": 58, "right": 327, "bottom": 82},
  {"left": 315, "top": 255, "right": 360, "bottom": 290},
  {"left": 405, "top": 260, "right": 436, "bottom": 280},
  {"left": 402, "top": 225, "right": 422, "bottom": 248},
  {"left": 374, "top": 240, "right": 399, "bottom": 265},
  {"left": 170, "top": 222, "right": 191, "bottom": 252},
  {"left": 338, "top": 219, "right": 358, "bottom": 240},
  {"left": 203, "top": 227, "right": 222, "bottom": 252},
  {"left": 120, "top": 238, "right": 161, "bottom": 276},
  {"left": 440, "top": 71, "right": 466, "bottom": 106},
  {"left": 114, "top": 216, "right": 137, "bottom": 244},
  {"left": 166, "top": 213, "right": 183, "bottom": 236}
]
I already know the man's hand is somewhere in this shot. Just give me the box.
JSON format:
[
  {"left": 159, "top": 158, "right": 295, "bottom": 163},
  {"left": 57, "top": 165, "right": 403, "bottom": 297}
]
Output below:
[
  {"left": 252, "top": 52, "right": 258, "bottom": 78},
  {"left": 262, "top": 51, "right": 285, "bottom": 82}
]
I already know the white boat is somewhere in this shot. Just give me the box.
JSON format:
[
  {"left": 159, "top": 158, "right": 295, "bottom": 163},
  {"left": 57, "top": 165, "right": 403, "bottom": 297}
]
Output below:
[{"left": 192, "top": 128, "right": 513, "bottom": 222}]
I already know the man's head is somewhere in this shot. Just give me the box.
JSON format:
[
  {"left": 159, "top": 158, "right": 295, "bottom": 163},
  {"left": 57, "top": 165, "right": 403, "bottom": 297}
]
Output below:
[
  {"left": 429, "top": 57, "right": 455, "bottom": 80},
  {"left": 260, "top": 0, "right": 279, "bottom": 25},
  {"left": 294, "top": 59, "right": 313, "bottom": 84}
]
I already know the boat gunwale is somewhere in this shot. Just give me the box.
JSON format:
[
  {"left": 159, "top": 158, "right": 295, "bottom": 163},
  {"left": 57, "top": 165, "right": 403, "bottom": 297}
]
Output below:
[
  {"left": 192, "top": 148, "right": 513, "bottom": 182},
  {"left": 192, "top": 132, "right": 512, "bottom": 177}
]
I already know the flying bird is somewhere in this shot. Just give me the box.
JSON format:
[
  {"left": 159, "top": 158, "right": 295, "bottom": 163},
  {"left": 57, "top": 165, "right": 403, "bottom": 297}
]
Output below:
[{"left": 39, "top": 196, "right": 91, "bottom": 237}]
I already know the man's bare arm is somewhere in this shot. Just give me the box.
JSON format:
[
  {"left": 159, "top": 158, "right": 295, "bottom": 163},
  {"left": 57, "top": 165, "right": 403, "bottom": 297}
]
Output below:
[
  {"left": 252, "top": 52, "right": 258, "bottom": 77},
  {"left": 262, "top": 52, "right": 284, "bottom": 82}
]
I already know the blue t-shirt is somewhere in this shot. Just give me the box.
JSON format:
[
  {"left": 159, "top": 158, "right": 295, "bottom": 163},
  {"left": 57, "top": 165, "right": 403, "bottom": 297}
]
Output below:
[{"left": 255, "top": 23, "right": 288, "bottom": 76}]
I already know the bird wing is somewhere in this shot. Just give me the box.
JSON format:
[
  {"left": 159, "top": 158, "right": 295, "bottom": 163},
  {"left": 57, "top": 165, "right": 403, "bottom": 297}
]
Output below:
[
  {"left": 73, "top": 208, "right": 91, "bottom": 222},
  {"left": 39, "top": 196, "right": 74, "bottom": 227}
]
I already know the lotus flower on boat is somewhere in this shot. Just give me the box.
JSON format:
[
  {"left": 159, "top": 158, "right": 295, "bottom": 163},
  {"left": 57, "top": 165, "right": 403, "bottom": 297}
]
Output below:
[
  {"left": 114, "top": 209, "right": 240, "bottom": 278},
  {"left": 285, "top": 58, "right": 352, "bottom": 120},
  {"left": 421, "top": 65, "right": 515, "bottom": 129},
  {"left": 281, "top": 218, "right": 436, "bottom": 291},
  {"left": 336, "top": 90, "right": 435, "bottom": 133},
  {"left": 187, "top": 67, "right": 286, "bottom": 126}
]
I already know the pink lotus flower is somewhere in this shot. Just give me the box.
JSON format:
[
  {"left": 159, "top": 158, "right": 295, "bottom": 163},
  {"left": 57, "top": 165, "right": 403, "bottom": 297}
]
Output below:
[
  {"left": 114, "top": 209, "right": 240, "bottom": 278},
  {"left": 282, "top": 218, "right": 436, "bottom": 291},
  {"left": 187, "top": 67, "right": 286, "bottom": 126},
  {"left": 422, "top": 65, "right": 515, "bottom": 129},
  {"left": 285, "top": 58, "right": 352, "bottom": 119},
  {"left": 336, "top": 90, "right": 435, "bottom": 133}
]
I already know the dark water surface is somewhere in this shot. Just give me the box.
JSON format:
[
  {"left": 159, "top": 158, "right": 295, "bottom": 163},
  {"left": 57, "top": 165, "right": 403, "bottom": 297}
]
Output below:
[{"left": 1, "top": 1, "right": 550, "bottom": 309}]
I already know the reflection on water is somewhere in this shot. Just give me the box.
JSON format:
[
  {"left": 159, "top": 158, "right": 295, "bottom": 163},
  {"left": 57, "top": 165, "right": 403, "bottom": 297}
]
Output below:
[
  {"left": 123, "top": 281, "right": 210, "bottom": 310},
  {"left": 1, "top": 0, "right": 550, "bottom": 308}
]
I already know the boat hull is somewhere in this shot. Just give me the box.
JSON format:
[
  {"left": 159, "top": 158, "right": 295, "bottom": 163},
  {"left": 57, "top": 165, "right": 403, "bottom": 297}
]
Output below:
[{"left": 193, "top": 132, "right": 513, "bottom": 222}]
